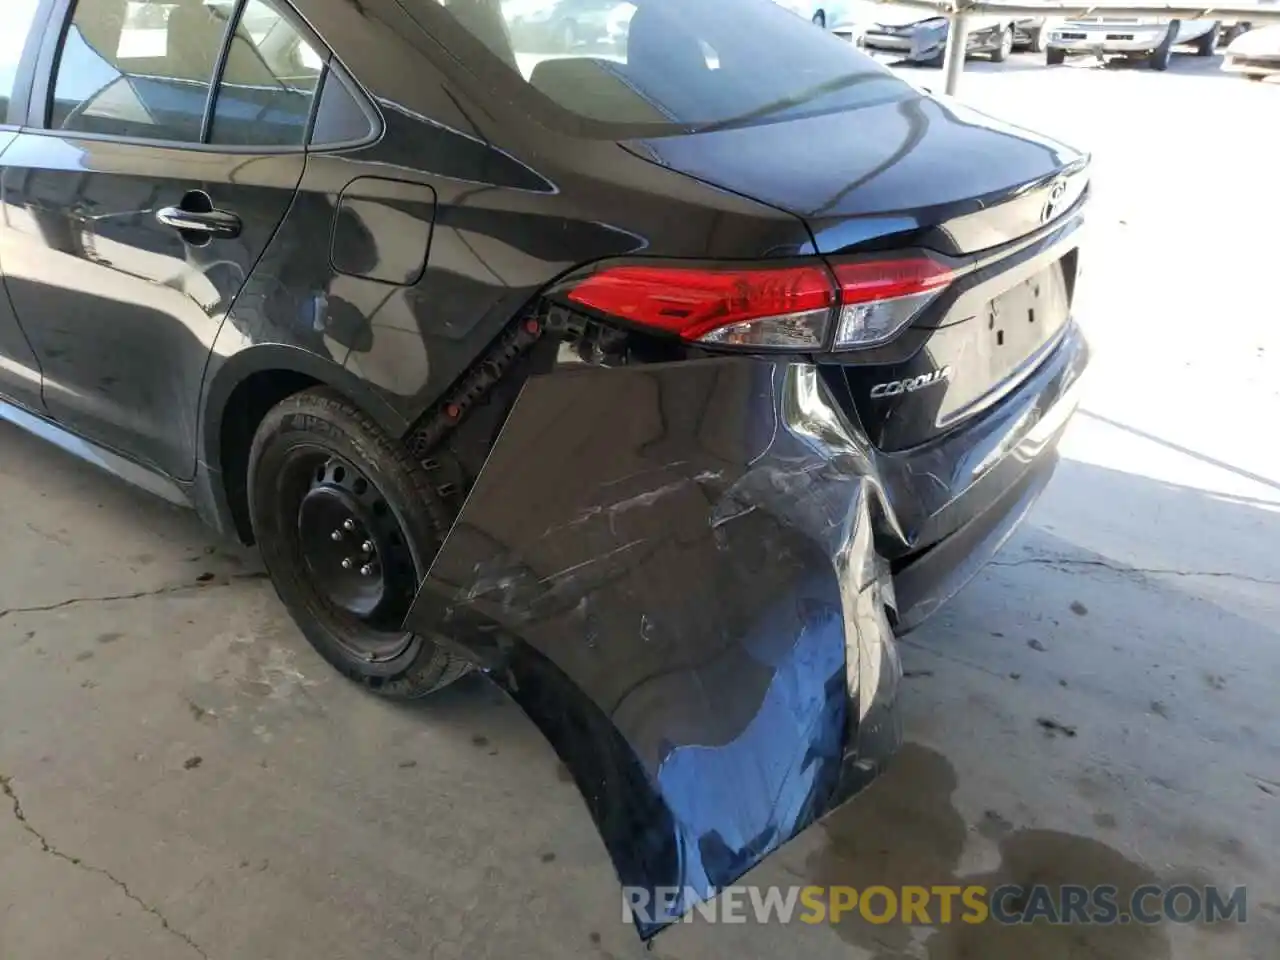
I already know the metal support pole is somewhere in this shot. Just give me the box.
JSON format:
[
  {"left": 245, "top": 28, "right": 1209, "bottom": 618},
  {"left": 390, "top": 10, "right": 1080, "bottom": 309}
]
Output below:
[{"left": 942, "top": 13, "right": 969, "bottom": 95}]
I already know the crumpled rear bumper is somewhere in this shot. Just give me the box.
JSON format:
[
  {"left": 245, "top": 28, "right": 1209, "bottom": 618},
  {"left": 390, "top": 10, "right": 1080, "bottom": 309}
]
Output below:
[{"left": 403, "top": 320, "right": 1088, "bottom": 937}]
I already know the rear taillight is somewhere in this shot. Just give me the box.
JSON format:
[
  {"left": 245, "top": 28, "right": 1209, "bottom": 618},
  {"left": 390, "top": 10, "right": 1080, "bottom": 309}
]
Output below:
[
  {"left": 831, "top": 257, "right": 953, "bottom": 349},
  {"left": 564, "top": 264, "right": 835, "bottom": 349},
  {"left": 560, "top": 254, "right": 956, "bottom": 352}
]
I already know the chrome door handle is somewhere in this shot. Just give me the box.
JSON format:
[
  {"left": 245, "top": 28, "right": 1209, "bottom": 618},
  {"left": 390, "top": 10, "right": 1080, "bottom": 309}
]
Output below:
[{"left": 155, "top": 206, "right": 242, "bottom": 239}]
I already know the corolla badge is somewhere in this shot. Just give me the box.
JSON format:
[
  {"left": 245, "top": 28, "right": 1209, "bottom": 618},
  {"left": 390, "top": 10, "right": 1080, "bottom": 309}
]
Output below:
[
  {"left": 1041, "top": 178, "right": 1069, "bottom": 223},
  {"left": 870, "top": 366, "right": 954, "bottom": 398}
]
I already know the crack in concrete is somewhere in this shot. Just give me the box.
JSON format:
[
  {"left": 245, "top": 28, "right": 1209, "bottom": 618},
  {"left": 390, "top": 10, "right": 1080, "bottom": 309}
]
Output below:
[
  {"left": 1, "top": 774, "right": 209, "bottom": 959},
  {"left": 0, "top": 571, "right": 269, "bottom": 622},
  {"left": 988, "top": 556, "right": 1280, "bottom": 586}
]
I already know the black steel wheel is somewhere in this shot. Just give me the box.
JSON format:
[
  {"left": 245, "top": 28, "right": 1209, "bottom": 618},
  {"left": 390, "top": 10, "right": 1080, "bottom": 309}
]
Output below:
[{"left": 248, "top": 388, "right": 472, "bottom": 699}]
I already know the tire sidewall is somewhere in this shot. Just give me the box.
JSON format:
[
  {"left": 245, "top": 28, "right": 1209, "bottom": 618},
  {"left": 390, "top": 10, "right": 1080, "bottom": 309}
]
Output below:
[
  {"left": 248, "top": 397, "right": 431, "bottom": 681},
  {"left": 994, "top": 26, "right": 1013, "bottom": 61}
]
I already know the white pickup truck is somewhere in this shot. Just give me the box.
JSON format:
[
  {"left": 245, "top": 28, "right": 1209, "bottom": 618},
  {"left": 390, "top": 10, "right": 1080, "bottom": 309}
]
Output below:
[{"left": 1044, "top": 16, "right": 1220, "bottom": 69}]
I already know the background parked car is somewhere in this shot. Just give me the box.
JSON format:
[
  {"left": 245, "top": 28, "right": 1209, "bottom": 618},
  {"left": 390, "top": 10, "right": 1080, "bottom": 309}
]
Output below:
[
  {"left": 1219, "top": 0, "right": 1278, "bottom": 46},
  {"left": 501, "top": 0, "right": 622, "bottom": 52},
  {"left": 1045, "top": 16, "right": 1220, "bottom": 70},
  {"left": 772, "top": 1, "right": 871, "bottom": 30},
  {"left": 862, "top": 8, "right": 1019, "bottom": 65},
  {"left": 1222, "top": 22, "right": 1280, "bottom": 79}
]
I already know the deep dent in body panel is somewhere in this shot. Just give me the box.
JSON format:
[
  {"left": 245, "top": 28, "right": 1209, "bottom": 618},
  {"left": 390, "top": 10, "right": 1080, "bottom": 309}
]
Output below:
[
  {"left": 403, "top": 355, "right": 917, "bottom": 936},
  {"left": 403, "top": 319, "right": 1084, "bottom": 937}
]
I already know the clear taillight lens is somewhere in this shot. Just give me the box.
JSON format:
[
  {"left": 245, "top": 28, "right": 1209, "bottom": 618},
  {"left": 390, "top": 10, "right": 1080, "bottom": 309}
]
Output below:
[{"left": 831, "top": 257, "right": 955, "bottom": 349}]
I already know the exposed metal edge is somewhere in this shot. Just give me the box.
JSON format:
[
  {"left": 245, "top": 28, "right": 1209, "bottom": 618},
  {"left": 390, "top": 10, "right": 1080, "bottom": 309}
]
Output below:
[{"left": 0, "top": 399, "right": 191, "bottom": 508}]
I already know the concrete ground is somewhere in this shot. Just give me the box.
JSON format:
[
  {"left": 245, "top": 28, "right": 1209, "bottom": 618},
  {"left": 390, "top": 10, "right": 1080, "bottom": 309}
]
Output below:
[{"left": 1, "top": 48, "right": 1277, "bottom": 960}]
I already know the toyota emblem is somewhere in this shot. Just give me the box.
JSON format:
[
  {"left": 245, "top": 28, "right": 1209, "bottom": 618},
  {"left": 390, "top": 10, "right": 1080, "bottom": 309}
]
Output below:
[{"left": 1041, "top": 179, "right": 1069, "bottom": 224}]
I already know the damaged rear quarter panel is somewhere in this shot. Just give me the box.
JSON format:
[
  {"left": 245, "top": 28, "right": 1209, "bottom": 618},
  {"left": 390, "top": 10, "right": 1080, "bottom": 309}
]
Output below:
[{"left": 405, "top": 356, "right": 903, "bottom": 937}]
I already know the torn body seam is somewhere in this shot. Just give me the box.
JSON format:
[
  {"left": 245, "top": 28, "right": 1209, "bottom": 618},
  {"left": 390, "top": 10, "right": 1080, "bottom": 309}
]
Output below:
[{"left": 0, "top": 775, "right": 209, "bottom": 959}]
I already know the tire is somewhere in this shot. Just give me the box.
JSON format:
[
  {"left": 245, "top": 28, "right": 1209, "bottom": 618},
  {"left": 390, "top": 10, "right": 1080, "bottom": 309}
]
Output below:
[
  {"left": 1150, "top": 20, "right": 1177, "bottom": 70},
  {"left": 813, "top": 9, "right": 826, "bottom": 28},
  {"left": 1222, "top": 23, "right": 1249, "bottom": 46},
  {"left": 1027, "top": 27, "right": 1047, "bottom": 53},
  {"left": 1046, "top": 46, "right": 1066, "bottom": 65},
  {"left": 248, "top": 387, "right": 473, "bottom": 700},
  {"left": 1195, "top": 23, "right": 1220, "bottom": 56},
  {"left": 991, "top": 24, "right": 1014, "bottom": 62}
]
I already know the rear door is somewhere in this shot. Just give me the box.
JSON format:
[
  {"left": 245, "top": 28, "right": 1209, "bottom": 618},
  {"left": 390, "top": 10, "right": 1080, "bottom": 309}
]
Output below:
[
  {"left": 0, "top": 0, "right": 48, "bottom": 413},
  {"left": 0, "top": 0, "right": 320, "bottom": 479}
]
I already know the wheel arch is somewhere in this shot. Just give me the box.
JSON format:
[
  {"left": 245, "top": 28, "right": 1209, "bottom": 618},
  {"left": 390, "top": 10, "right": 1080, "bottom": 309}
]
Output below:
[{"left": 199, "top": 345, "right": 412, "bottom": 544}]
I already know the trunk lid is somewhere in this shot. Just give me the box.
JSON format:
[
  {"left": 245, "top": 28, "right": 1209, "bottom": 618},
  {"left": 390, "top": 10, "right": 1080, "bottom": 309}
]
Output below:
[
  {"left": 623, "top": 92, "right": 1086, "bottom": 257},
  {"left": 625, "top": 94, "right": 1089, "bottom": 452}
]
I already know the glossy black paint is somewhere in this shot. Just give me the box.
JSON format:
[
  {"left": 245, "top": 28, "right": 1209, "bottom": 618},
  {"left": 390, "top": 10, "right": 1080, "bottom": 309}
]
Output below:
[
  {"left": 0, "top": 131, "right": 45, "bottom": 412},
  {"left": 628, "top": 96, "right": 1085, "bottom": 256},
  {"left": 0, "top": 0, "right": 1086, "bottom": 500},
  {"left": 0, "top": 139, "right": 304, "bottom": 479},
  {"left": 0, "top": 0, "right": 1093, "bottom": 936},
  {"left": 408, "top": 355, "right": 903, "bottom": 938},
  {"left": 830, "top": 195, "right": 1086, "bottom": 451},
  {"left": 404, "top": 315, "right": 1087, "bottom": 936},
  {"left": 197, "top": 0, "right": 814, "bottom": 499}
]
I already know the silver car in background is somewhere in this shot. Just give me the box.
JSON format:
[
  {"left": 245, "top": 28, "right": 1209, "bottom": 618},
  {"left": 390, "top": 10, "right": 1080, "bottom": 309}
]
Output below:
[
  {"left": 771, "top": 0, "right": 885, "bottom": 44},
  {"left": 1045, "top": 16, "right": 1220, "bottom": 69},
  {"left": 1222, "top": 22, "right": 1280, "bottom": 79},
  {"left": 862, "top": 7, "right": 1019, "bottom": 65}
]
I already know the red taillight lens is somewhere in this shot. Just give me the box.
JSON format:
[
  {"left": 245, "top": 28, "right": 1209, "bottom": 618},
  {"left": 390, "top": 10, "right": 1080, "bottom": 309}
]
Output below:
[
  {"left": 565, "top": 264, "right": 836, "bottom": 349},
  {"left": 833, "top": 257, "right": 954, "bottom": 304},
  {"left": 561, "top": 255, "right": 956, "bottom": 352}
]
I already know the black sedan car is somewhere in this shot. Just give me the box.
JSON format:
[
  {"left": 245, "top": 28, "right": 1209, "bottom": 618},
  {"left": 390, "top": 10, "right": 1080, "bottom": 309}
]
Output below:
[{"left": 0, "top": 0, "right": 1089, "bottom": 937}]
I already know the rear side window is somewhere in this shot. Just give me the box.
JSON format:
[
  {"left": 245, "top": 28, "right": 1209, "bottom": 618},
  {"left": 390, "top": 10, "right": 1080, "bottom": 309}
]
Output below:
[
  {"left": 49, "top": 0, "right": 229, "bottom": 141},
  {"left": 414, "top": 0, "right": 911, "bottom": 132},
  {"left": 310, "top": 65, "right": 377, "bottom": 147},
  {"left": 1, "top": 0, "right": 42, "bottom": 124},
  {"left": 209, "top": 0, "right": 325, "bottom": 147}
]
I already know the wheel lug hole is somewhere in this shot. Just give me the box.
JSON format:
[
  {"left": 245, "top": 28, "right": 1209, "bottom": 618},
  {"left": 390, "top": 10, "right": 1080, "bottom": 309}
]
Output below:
[
  {"left": 341, "top": 558, "right": 353, "bottom": 570},
  {"left": 360, "top": 564, "right": 374, "bottom": 577},
  {"left": 331, "top": 529, "right": 344, "bottom": 541},
  {"left": 342, "top": 519, "right": 356, "bottom": 532},
  {"left": 362, "top": 540, "right": 374, "bottom": 554}
]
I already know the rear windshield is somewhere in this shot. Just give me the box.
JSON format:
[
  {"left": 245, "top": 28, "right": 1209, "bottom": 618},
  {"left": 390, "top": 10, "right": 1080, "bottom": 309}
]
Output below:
[{"left": 405, "top": 0, "right": 913, "bottom": 134}]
